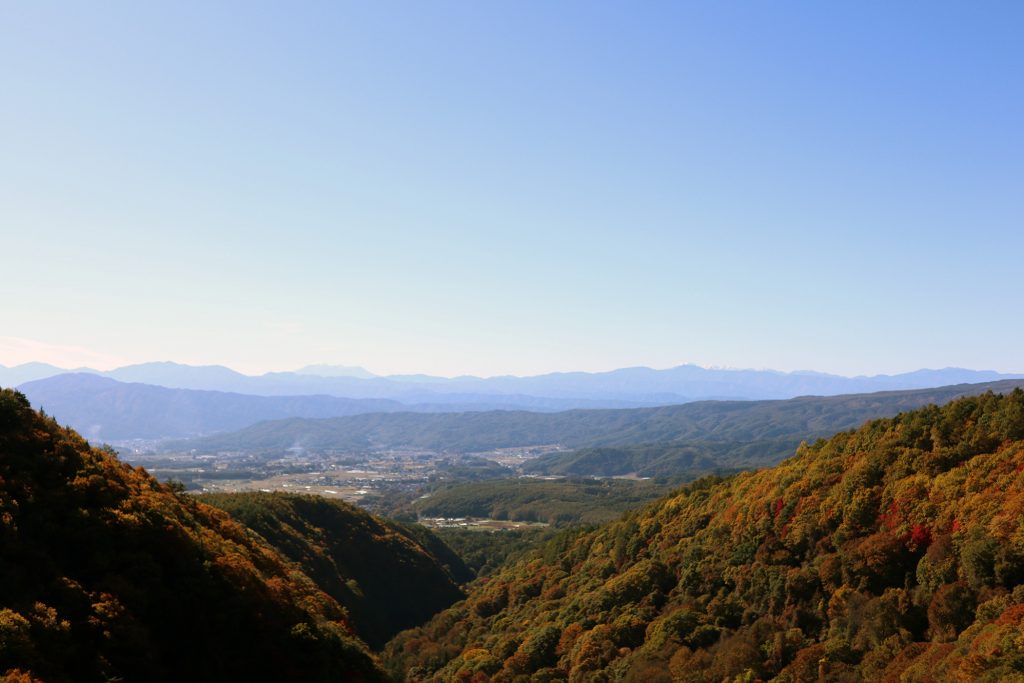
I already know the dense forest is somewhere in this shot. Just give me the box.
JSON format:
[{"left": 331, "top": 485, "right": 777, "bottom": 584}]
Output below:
[
  {"left": 0, "top": 389, "right": 387, "bottom": 681},
  {"left": 521, "top": 440, "right": 791, "bottom": 479},
  {"left": 174, "top": 379, "right": 1024, "bottom": 455},
  {"left": 385, "top": 389, "right": 1024, "bottom": 681},
  {"left": 430, "top": 528, "right": 560, "bottom": 578},
  {"left": 0, "top": 389, "right": 466, "bottom": 682}
]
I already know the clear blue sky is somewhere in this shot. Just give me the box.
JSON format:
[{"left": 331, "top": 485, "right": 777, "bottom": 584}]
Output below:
[{"left": 2, "top": 2, "right": 1021, "bottom": 376}]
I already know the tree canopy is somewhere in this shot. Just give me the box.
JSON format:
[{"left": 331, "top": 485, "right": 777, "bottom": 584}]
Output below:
[
  {"left": 0, "top": 389, "right": 387, "bottom": 682},
  {"left": 385, "top": 389, "right": 1024, "bottom": 682}
]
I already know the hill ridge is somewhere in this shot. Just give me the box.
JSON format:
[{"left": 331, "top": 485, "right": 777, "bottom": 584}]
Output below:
[
  {"left": 5, "top": 361, "right": 1022, "bottom": 405},
  {"left": 174, "top": 379, "right": 1024, "bottom": 455},
  {"left": 384, "top": 388, "right": 1024, "bottom": 681},
  {"left": 0, "top": 389, "right": 467, "bottom": 681}
]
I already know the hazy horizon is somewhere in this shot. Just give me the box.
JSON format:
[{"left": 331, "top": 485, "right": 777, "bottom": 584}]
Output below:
[{"left": 1, "top": 337, "right": 1022, "bottom": 381}]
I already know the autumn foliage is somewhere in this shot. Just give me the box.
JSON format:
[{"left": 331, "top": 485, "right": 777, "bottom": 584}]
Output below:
[
  {"left": 384, "top": 389, "right": 1024, "bottom": 681},
  {"left": 0, "top": 389, "right": 387, "bottom": 682}
]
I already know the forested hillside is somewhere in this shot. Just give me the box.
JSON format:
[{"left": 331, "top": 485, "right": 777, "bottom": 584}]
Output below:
[
  {"left": 175, "top": 380, "right": 1024, "bottom": 455},
  {"left": 200, "top": 492, "right": 471, "bottom": 648},
  {"left": 522, "top": 440, "right": 791, "bottom": 478},
  {"left": 385, "top": 389, "right": 1024, "bottom": 681},
  {"left": 0, "top": 389, "right": 386, "bottom": 682},
  {"left": 429, "top": 528, "right": 559, "bottom": 578},
  {"left": 408, "top": 478, "right": 675, "bottom": 527}
]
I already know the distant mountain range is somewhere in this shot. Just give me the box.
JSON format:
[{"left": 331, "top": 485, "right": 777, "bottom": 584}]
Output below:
[
  {"left": 171, "top": 379, "right": 1024, "bottom": 455},
  {"left": 3, "top": 360, "right": 1021, "bottom": 405},
  {"left": 0, "top": 361, "right": 93, "bottom": 386},
  {"left": 17, "top": 374, "right": 403, "bottom": 441},
  {"left": 16, "top": 373, "right": 654, "bottom": 441},
  {"left": 5, "top": 361, "right": 1023, "bottom": 442}
]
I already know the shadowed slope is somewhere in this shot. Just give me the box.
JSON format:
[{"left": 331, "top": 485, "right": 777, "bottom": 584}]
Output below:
[{"left": 201, "top": 492, "right": 471, "bottom": 649}]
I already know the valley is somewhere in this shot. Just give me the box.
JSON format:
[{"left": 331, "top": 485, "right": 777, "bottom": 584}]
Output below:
[
  {"left": 7, "top": 5, "right": 1019, "bottom": 679},
  {"left": 4, "top": 381, "right": 1024, "bottom": 681},
  {"left": 102, "top": 379, "right": 1024, "bottom": 531},
  {"left": 121, "top": 445, "right": 567, "bottom": 506}
]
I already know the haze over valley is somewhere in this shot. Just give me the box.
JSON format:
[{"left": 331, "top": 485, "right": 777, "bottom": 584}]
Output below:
[{"left": 6, "top": 356, "right": 1022, "bottom": 527}]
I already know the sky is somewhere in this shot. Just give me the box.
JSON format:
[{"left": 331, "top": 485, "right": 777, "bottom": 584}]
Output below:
[{"left": 1, "top": 2, "right": 1022, "bottom": 377}]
